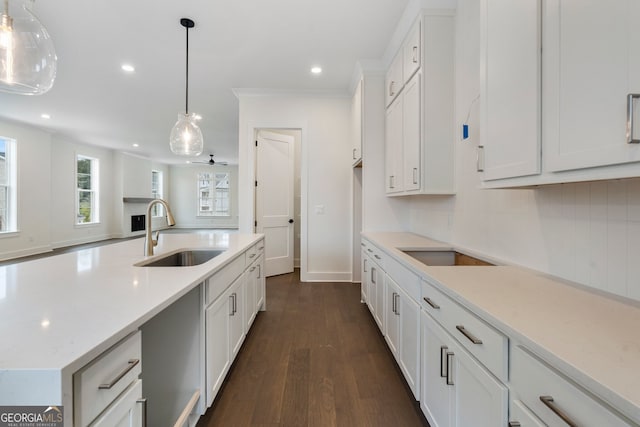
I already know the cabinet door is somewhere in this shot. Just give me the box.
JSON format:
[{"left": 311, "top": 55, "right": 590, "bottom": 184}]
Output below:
[
  {"left": 255, "top": 259, "right": 265, "bottom": 312},
  {"left": 421, "top": 311, "right": 453, "bottom": 427},
  {"left": 352, "top": 78, "right": 363, "bottom": 164},
  {"left": 403, "top": 20, "right": 421, "bottom": 83},
  {"left": 384, "top": 275, "right": 400, "bottom": 358},
  {"left": 451, "top": 340, "right": 508, "bottom": 427},
  {"left": 91, "top": 380, "right": 143, "bottom": 427},
  {"left": 229, "top": 275, "right": 246, "bottom": 359},
  {"left": 398, "top": 287, "right": 420, "bottom": 399},
  {"left": 385, "top": 94, "right": 404, "bottom": 194},
  {"left": 373, "top": 264, "right": 385, "bottom": 331},
  {"left": 205, "top": 292, "right": 231, "bottom": 406},
  {"left": 386, "top": 52, "right": 404, "bottom": 107},
  {"left": 244, "top": 267, "right": 257, "bottom": 331},
  {"left": 361, "top": 253, "right": 369, "bottom": 307},
  {"left": 403, "top": 73, "right": 421, "bottom": 191},
  {"left": 480, "top": 0, "right": 541, "bottom": 180},
  {"left": 544, "top": 0, "right": 640, "bottom": 171}
]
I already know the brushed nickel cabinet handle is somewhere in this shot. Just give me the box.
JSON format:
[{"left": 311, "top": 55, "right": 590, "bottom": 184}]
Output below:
[
  {"left": 363, "top": 258, "right": 368, "bottom": 273},
  {"left": 137, "top": 398, "right": 147, "bottom": 427},
  {"left": 250, "top": 266, "right": 256, "bottom": 272},
  {"left": 229, "top": 295, "right": 234, "bottom": 316},
  {"left": 353, "top": 148, "right": 357, "bottom": 159},
  {"left": 257, "top": 264, "right": 261, "bottom": 279},
  {"left": 371, "top": 267, "right": 376, "bottom": 285},
  {"left": 389, "top": 175, "right": 395, "bottom": 189},
  {"left": 392, "top": 292, "right": 397, "bottom": 314},
  {"left": 389, "top": 81, "right": 395, "bottom": 97},
  {"left": 99, "top": 359, "right": 140, "bottom": 389},
  {"left": 423, "top": 297, "right": 440, "bottom": 310},
  {"left": 368, "top": 248, "right": 373, "bottom": 253},
  {"left": 539, "top": 396, "right": 579, "bottom": 427},
  {"left": 249, "top": 253, "right": 256, "bottom": 259},
  {"left": 413, "top": 168, "right": 418, "bottom": 184},
  {"left": 440, "top": 345, "right": 448, "bottom": 377},
  {"left": 412, "top": 46, "right": 418, "bottom": 63},
  {"left": 395, "top": 293, "right": 400, "bottom": 316},
  {"left": 258, "top": 246, "right": 264, "bottom": 250},
  {"left": 446, "top": 352, "right": 454, "bottom": 385},
  {"left": 374, "top": 254, "right": 381, "bottom": 260},
  {"left": 627, "top": 94, "right": 640, "bottom": 143},
  {"left": 361, "top": 242, "right": 365, "bottom": 246},
  {"left": 477, "top": 146, "right": 485, "bottom": 172},
  {"left": 456, "top": 325, "right": 483, "bottom": 345}
]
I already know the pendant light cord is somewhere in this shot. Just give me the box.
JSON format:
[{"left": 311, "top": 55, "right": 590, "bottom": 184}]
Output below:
[{"left": 185, "top": 24, "right": 189, "bottom": 115}]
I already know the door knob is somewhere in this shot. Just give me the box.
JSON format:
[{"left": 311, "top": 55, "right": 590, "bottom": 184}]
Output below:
[{"left": 288, "top": 219, "right": 294, "bottom": 224}]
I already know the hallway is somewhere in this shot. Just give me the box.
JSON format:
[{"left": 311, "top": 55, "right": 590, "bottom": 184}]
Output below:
[{"left": 197, "top": 271, "right": 429, "bottom": 427}]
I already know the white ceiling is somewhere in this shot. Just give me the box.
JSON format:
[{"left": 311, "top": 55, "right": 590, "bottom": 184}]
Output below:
[{"left": 0, "top": 0, "right": 410, "bottom": 164}]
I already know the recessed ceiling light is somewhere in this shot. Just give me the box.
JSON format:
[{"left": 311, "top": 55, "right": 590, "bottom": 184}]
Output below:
[
  {"left": 132, "top": 143, "right": 139, "bottom": 148},
  {"left": 311, "top": 66, "right": 322, "bottom": 75},
  {"left": 41, "top": 113, "right": 50, "bottom": 119},
  {"left": 121, "top": 64, "right": 135, "bottom": 73}
]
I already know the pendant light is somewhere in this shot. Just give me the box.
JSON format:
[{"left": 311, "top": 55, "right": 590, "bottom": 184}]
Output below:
[
  {"left": 169, "top": 18, "right": 203, "bottom": 156},
  {"left": 0, "top": 0, "right": 56, "bottom": 95}
]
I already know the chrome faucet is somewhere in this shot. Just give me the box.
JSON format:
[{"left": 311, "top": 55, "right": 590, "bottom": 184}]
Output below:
[{"left": 144, "top": 199, "right": 176, "bottom": 256}]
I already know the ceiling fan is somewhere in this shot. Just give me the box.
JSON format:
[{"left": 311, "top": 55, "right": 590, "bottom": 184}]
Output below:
[{"left": 192, "top": 154, "right": 228, "bottom": 166}]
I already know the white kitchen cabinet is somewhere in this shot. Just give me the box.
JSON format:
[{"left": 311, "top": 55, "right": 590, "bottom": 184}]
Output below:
[
  {"left": 254, "top": 256, "right": 265, "bottom": 313},
  {"left": 421, "top": 311, "right": 507, "bottom": 427},
  {"left": 205, "top": 287, "right": 231, "bottom": 407},
  {"left": 421, "top": 309, "right": 453, "bottom": 427},
  {"left": 543, "top": 0, "right": 640, "bottom": 173},
  {"left": 361, "top": 251, "right": 369, "bottom": 306},
  {"left": 510, "top": 345, "right": 632, "bottom": 427},
  {"left": 403, "top": 20, "right": 421, "bottom": 83},
  {"left": 480, "top": 0, "right": 541, "bottom": 181},
  {"left": 351, "top": 78, "right": 363, "bottom": 165},
  {"left": 90, "top": 380, "right": 144, "bottom": 427},
  {"left": 244, "top": 265, "right": 256, "bottom": 331},
  {"left": 385, "top": 275, "right": 401, "bottom": 356},
  {"left": 403, "top": 73, "right": 421, "bottom": 192},
  {"left": 385, "top": 94, "right": 404, "bottom": 194},
  {"left": 229, "top": 274, "right": 246, "bottom": 359},
  {"left": 385, "top": 51, "right": 404, "bottom": 107},
  {"left": 384, "top": 11, "right": 455, "bottom": 196}
]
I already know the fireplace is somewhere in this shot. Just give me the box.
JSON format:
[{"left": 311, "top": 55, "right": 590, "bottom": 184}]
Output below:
[{"left": 131, "top": 215, "right": 145, "bottom": 232}]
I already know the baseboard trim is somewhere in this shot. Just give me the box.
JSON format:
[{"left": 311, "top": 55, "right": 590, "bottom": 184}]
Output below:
[{"left": 302, "top": 271, "right": 352, "bottom": 282}]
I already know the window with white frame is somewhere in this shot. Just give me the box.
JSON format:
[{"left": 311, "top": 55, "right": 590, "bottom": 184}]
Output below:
[
  {"left": 151, "top": 170, "right": 163, "bottom": 217},
  {"left": 76, "top": 155, "right": 99, "bottom": 224},
  {"left": 197, "top": 172, "right": 230, "bottom": 217},
  {"left": 0, "top": 137, "right": 16, "bottom": 233}
]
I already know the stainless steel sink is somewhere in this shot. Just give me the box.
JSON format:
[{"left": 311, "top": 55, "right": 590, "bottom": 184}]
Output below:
[
  {"left": 402, "top": 250, "right": 494, "bottom": 266},
  {"left": 136, "top": 249, "right": 225, "bottom": 267}
]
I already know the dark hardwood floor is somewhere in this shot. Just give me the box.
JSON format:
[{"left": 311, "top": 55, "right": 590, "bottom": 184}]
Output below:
[{"left": 197, "top": 270, "right": 429, "bottom": 427}]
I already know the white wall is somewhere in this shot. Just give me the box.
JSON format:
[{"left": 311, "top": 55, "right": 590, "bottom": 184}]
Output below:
[
  {"left": 169, "top": 164, "right": 239, "bottom": 229},
  {"left": 50, "top": 135, "right": 115, "bottom": 247},
  {"left": 0, "top": 120, "right": 52, "bottom": 259},
  {"left": 402, "top": 0, "right": 640, "bottom": 302},
  {"left": 238, "top": 94, "right": 352, "bottom": 282}
]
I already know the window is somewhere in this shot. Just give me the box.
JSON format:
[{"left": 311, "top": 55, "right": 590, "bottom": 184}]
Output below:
[
  {"left": 0, "top": 137, "right": 16, "bottom": 233},
  {"left": 198, "top": 172, "right": 230, "bottom": 217},
  {"left": 151, "top": 170, "right": 163, "bottom": 217},
  {"left": 76, "top": 155, "right": 99, "bottom": 224}
]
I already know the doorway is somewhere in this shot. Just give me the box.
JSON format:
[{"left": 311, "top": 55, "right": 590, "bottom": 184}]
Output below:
[{"left": 254, "top": 129, "right": 302, "bottom": 277}]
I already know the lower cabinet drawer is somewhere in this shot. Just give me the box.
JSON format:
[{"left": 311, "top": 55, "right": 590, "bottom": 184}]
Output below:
[
  {"left": 422, "top": 279, "right": 508, "bottom": 382},
  {"left": 74, "top": 331, "right": 142, "bottom": 427},
  {"left": 510, "top": 345, "right": 632, "bottom": 427}
]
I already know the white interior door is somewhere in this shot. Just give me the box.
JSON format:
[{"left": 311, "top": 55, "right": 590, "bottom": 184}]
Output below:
[{"left": 255, "top": 130, "right": 295, "bottom": 277}]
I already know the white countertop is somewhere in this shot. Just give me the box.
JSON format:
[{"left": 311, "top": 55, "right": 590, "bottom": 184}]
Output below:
[
  {"left": 363, "top": 231, "right": 640, "bottom": 423},
  {"left": 0, "top": 232, "right": 262, "bottom": 377}
]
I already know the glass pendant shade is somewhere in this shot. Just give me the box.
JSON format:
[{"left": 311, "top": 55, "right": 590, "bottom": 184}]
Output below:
[
  {"left": 0, "top": 0, "right": 56, "bottom": 95},
  {"left": 169, "top": 112, "right": 203, "bottom": 156}
]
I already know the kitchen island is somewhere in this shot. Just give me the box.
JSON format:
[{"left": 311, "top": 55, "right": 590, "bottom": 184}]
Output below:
[{"left": 0, "top": 231, "right": 265, "bottom": 427}]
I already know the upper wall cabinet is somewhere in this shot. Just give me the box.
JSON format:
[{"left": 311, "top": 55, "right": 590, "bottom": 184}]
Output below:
[
  {"left": 481, "top": 0, "right": 640, "bottom": 188},
  {"left": 543, "top": 0, "right": 640, "bottom": 172},
  {"left": 384, "top": 11, "right": 455, "bottom": 196},
  {"left": 479, "top": 0, "right": 541, "bottom": 181}
]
